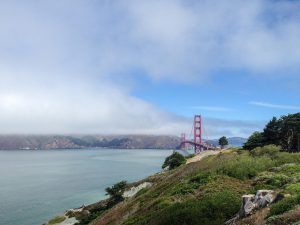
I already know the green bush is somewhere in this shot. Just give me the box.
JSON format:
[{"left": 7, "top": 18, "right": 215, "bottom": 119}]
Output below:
[
  {"left": 255, "top": 173, "right": 290, "bottom": 189},
  {"left": 152, "top": 191, "right": 240, "bottom": 225},
  {"left": 122, "top": 214, "right": 152, "bottom": 225},
  {"left": 251, "top": 145, "right": 281, "bottom": 158},
  {"left": 169, "top": 182, "right": 200, "bottom": 196},
  {"left": 275, "top": 153, "right": 300, "bottom": 165},
  {"left": 48, "top": 216, "right": 65, "bottom": 224},
  {"left": 286, "top": 183, "right": 300, "bottom": 194},
  {"left": 105, "top": 180, "right": 127, "bottom": 205},
  {"left": 216, "top": 155, "right": 275, "bottom": 180},
  {"left": 274, "top": 164, "right": 300, "bottom": 175},
  {"left": 243, "top": 131, "right": 263, "bottom": 150},
  {"left": 162, "top": 152, "right": 186, "bottom": 170},
  {"left": 190, "top": 171, "right": 214, "bottom": 185},
  {"left": 152, "top": 197, "right": 173, "bottom": 209},
  {"left": 269, "top": 195, "right": 300, "bottom": 216}
]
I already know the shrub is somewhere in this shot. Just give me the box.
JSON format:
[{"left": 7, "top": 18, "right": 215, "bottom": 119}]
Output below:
[
  {"left": 275, "top": 153, "right": 300, "bottom": 165},
  {"left": 152, "top": 191, "right": 241, "bottom": 225},
  {"left": 269, "top": 195, "right": 300, "bottom": 216},
  {"left": 190, "top": 171, "right": 214, "bottom": 185},
  {"left": 255, "top": 173, "right": 290, "bottom": 189},
  {"left": 105, "top": 180, "right": 127, "bottom": 205},
  {"left": 217, "top": 155, "right": 275, "bottom": 180},
  {"left": 153, "top": 197, "right": 173, "bottom": 209},
  {"left": 251, "top": 145, "right": 281, "bottom": 158},
  {"left": 286, "top": 183, "right": 300, "bottom": 194},
  {"left": 243, "top": 131, "right": 263, "bottom": 150},
  {"left": 169, "top": 182, "right": 200, "bottom": 196},
  {"left": 275, "top": 164, "right": 300, "bottom": 175},
  {"left": 162, "top": 152, "right": 186, "bottom": 170},
  {"left": 48, "top": 216, "right": 65, "bottom": 224}
]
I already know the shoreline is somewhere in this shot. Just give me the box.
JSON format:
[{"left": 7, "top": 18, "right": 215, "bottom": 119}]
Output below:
[{"left": 45, "top": 150, "right": 218, "bottom": 225}]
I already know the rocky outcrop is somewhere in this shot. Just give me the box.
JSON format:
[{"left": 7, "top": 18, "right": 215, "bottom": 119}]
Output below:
[
  {"left": 226, "top": 190, "right": 277, "bottom": 225},
  {"left": 123, "top": 182, "right": 152, "bottom": 198}
]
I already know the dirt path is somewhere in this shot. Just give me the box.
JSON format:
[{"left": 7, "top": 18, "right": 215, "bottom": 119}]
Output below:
[{"left": 186, "top": 150, "right": 220, "bottom": 164}]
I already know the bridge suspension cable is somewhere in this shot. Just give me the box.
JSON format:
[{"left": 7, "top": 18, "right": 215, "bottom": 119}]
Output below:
[{"left": 179, "top": 114, "right": 215, "bottom": 153}]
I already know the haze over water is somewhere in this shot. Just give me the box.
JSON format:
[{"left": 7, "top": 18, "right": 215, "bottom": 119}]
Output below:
[{"left": 0, "top": 149, "right": 172, "bottom": 225}]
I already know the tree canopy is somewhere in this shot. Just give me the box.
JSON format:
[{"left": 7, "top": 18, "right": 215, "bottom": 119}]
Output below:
[
  {"left": 243, "top": 113, "right": 300, "bottom": 151},
  {"left": 105, "top": 180, "right": 127, "bottom": 204},
  {"left": 218, "top": 136, "right": 228, "bottom": 149},
  {"left": 162, "top": 152, "right": 186, "bottom": 170},
  {"left": 243, "top": 132, "right": 263, "bottom": 150}
]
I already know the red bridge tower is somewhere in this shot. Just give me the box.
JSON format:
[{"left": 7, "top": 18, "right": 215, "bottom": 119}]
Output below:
[{"left": 194, "top": 115, "right": 202, "bottom": 153}]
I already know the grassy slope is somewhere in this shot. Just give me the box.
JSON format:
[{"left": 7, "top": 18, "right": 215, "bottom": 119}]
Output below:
[{"left": 91, "top": 147, "right": 300, "bottom": 225}]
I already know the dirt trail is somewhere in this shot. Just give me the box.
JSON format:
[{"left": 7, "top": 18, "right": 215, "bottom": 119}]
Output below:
[{"left": 186, "top": 150, "right": 220, "bottom": 164}]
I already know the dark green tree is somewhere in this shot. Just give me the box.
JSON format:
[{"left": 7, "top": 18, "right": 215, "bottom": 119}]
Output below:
[
  {"left": 279, "top": 113, "right": 300, "bottom": 152},
  {"left": 218, "top": 136, "right": 228, "bottom": 149},
  {"left": 162, "top": 152, "right": 186, "bottom": 170},
  {"left": 243, "top": 113, "right": 300, "bottom": 151},
  {"left": 105, "top": 180, "right": 127, "bottom": 204},
  {"left": 262, "top": 117, "right": 282, "bottom": 146},
  {"left": 243, "top": 132, "right": 263, "bottom": 150}
]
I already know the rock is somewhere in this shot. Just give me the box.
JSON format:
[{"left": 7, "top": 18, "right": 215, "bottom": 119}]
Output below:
[
  {"left": 244, "top": 200, "right": 256, "bottom": 216},
  {"left": 123, "top": 182, "right": 152, "bottom": 198},
  {"left": 255, "top": 190, "right": 276, "bottom": 208},
  {"left": 163, "top": 166, "right": 170, "bottom": 171},
  {"left": 226, "top": 190, "right": 277, "bottom": 225}
]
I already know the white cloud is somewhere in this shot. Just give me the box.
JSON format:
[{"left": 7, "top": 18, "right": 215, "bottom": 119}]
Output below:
[
  {"left": 119, "top": 0, "right": 300, "bottom": 80},
  {"left": 0, "top": 0, "right": 297, "bottom": 137},
  {"left": 1, "top": 0, "right": 300, "bottom": 82},
  {"left": 249, "top": 101, "right": 300, "bottom": 110}
]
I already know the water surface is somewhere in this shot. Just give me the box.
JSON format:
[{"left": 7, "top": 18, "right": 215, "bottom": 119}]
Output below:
[{"left": 0, "top": 149, "right": 172, "bottom": 225}]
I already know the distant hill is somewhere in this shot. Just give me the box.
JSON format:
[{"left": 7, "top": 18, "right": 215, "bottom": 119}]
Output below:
[
  {"left": 206, "top": 137, "right": 247, "bottom": 147},
  {"left": 0, "top": 135, "right": 247, "bottom": 150},
  {"left": 0, "top": 135, "right": 181, "bottom": 150}
]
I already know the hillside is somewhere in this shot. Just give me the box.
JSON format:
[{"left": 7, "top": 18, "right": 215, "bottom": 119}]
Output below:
[
  {"left": 0, "top": 135, "right": 246, "bottom": 150},
  {"left": 0, "top": 135, "right": 180, "bottom": 150},
  {"left": 47, "top": 145, "right": 300, "bottom": 225}
]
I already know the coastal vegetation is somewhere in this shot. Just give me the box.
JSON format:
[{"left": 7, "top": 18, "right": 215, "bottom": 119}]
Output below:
[
  {"left": 63, "top": 146, "right": 299, "bottom": 224},
  {"left": 162, "top": 152, "right": 186, "bottom": 170},
  {"left": 87, "top": 145, "right": 300, "bottom": 225},
  {"left": 105, "top": 181, "right": 127, "bottom": 206},
  {"left": 48, "top": 216, "right": 65, "bottom": 224},
  {"left": 243, "top": 113, "right": 300, "bottom": 151},
  {"left": 47, "top": 112, "right": 300, "bottom": 225}
]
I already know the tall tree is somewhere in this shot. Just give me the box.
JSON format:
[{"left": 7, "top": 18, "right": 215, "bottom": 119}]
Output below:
[
  {"left": 243, "top": 131, "right": 263, "bottom": 150},
  {"left": 243, "top": 113, "right": 300, "bottom": 151},
  {"left": 280, "top": 113, "right": 300, "bottom": 152},
  {"left": 262, "top": 117, "right": 282, "bottom": 146},
  {"left": 218, "top": 136, "right": 228, "bottom": 149}
]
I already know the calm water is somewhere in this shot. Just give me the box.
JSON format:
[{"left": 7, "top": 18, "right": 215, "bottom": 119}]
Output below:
[{"left": 0, "top": 149, "right": 172, "bottom": 225}]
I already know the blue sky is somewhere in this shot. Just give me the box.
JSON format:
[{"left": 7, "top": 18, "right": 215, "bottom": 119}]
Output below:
[
  {"left": 133, "top": 69, "right": 300, "bottom": 120},
  {"left": 0, "top": 0, "right": 299, "bottom": 138}
]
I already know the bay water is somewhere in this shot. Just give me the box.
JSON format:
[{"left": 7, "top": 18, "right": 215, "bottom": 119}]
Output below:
[{"left": 0, "top": 149, "right": 172, "bottom": 225}]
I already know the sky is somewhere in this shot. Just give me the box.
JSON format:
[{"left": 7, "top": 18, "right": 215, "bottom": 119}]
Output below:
[{"left": 0, "top": 0, "right": 299, "bottom": 138}]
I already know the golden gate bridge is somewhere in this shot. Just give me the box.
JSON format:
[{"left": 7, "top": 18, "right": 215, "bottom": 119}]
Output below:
[{"left": 179, "top": 115, "right": 216, "bottom": 153}]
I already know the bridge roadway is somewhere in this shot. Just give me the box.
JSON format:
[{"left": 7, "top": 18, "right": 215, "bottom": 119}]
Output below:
[{"left": 178, "top": 140, "right": 215, "bottom": 150}]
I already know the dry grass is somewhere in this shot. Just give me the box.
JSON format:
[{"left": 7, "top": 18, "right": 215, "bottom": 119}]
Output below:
[
  {"left": 235, "top": 207, "right": 270, "bottom": 225},
  {"left": 267, "top": 207, "right": 300, "bottom": 225}
]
